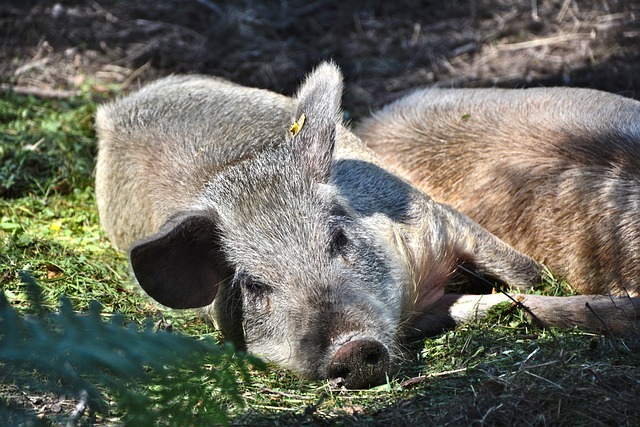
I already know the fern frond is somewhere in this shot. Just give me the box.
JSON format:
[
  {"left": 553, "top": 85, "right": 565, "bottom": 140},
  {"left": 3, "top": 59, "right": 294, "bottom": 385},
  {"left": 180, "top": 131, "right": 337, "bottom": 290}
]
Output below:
[{"left": 0, "top": 272, "right": 264, "bottom": 425}]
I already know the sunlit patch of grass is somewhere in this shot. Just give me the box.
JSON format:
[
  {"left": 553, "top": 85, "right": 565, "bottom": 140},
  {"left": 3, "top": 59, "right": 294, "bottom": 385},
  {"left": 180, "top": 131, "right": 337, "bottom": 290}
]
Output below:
[
  {"left": 2, "top": 189, "right": 134, "bottom": 312},
  {"left": 0, "top": 91, "right": 216, "bottom": 335},
  {"left": 0, "top": 189, "right": 218, "bottom": 336},
  {"left": 533, "top": 266, "right": 580, "bottom": 296},
  {"left": 0, "top": 92, "right": 97, "bottom": 198}
]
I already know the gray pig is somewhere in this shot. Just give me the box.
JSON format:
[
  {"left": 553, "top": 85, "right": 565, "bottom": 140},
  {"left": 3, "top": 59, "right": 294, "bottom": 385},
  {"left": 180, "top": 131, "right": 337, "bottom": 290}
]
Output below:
[
  {"left": 356, "top": 87, "right": 640, "bottom": 299},
  {"left": 95, "top": 63, "right": 638, "bottom": 389}
]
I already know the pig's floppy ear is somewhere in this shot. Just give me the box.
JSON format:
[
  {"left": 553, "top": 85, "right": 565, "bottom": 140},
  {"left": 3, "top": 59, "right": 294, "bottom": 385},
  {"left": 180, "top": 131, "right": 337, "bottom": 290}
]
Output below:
[
  {"left": 129, "top": 212, "right": 230, "bottom": 309},
  {"left": 403, "top": 196, "right": 543, "bottom": 319},
  {"left": 437, "top": 203, "right": 544, "bottom": 291},
  {"left": 292, "top": 61, "right": 344, "bottom": 182}
]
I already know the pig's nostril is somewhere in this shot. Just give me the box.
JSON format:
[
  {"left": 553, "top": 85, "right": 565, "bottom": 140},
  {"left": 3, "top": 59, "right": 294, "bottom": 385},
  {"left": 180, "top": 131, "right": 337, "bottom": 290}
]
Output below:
[
  {"left": 327, "top": 339, "right": 390, "bottom": 389},
  {"left": 364, "top": 348, "right": 382, "bottom": 365}
]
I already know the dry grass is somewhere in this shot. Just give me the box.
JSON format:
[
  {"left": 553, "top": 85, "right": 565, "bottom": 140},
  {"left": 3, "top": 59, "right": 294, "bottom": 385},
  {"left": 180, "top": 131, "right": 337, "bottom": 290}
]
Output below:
[{"left": 1, "top": 0, "right": 638, "bottom": 117}]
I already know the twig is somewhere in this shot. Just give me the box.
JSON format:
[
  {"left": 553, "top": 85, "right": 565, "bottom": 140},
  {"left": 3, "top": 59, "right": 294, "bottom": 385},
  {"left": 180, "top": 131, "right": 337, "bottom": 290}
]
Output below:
[
  {"left": 496, "top": 33, "right": 590, "bottom": 51},
  {"left": 193, "top": 0, "right": 224, "bottom": 16},
  {"left": 66, "top": 389, "right": 89, "bottom": 427},
  {"left": 517, "top": 347, "right": 540, "bottom": 370},
  {"left": 479, "top": 403, "right": 503, "bottom": 424},
  {"left": 14, "top": 57, "right": 51, "bottom": 77},
  {"left": 608, "top": 288, "right": 638, "bottom": 334},
  {"left": 121, "top": 60, "right": 152, "bottom": 90},
  {"left": 260, "top": 387, "right": 311, "bottom": 400},
  {"left": 1, "top": 84, "right": 81, "bottom": 99},
  {"left": 294, "top": 395, "right": 324, "bottom": 427},
  {"left": 585, "top": 302, "right": 615, "bottom": 339},
  {"left": 531, "top": 0, "right": 540, "bottom": 22},
  {"left": 557, "top": 0, "right": 572, "bottom": 22},
  {"left": 400, "top": 367, "right": 468, "bottom": 388},
  {"left": 89, "top": 0, "right": 120, "bottom": 23},
  {"left": 522, "top": 370, "right": 563, "bottom": 389},
  {"left": 0, "top": 366, "right": 15, "bottom": 384}
]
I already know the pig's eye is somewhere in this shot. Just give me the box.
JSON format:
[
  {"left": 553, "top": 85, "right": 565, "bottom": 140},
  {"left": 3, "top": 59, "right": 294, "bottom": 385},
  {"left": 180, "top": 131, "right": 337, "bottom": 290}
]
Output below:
[
  {"left": 330, "top": 228, "right": 350, "bottom": 256},
  {"left": 237, "top": 273, "right": 270, "bottom": 297}
]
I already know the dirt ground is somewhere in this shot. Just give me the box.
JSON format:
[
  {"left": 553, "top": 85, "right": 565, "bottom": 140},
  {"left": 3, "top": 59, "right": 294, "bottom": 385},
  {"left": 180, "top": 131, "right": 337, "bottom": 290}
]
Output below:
[{"left": 1, "top": 0, "right": 639, "bottom": 119}]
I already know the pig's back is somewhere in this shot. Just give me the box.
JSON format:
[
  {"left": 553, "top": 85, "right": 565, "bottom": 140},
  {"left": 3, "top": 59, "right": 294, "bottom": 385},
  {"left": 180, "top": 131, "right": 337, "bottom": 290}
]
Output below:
[
  {"left": 95, "top": 75, "right": 295, "bottom": 250},
  {"left": 357, "top": 87, "right": 640, "bottom": 295}
]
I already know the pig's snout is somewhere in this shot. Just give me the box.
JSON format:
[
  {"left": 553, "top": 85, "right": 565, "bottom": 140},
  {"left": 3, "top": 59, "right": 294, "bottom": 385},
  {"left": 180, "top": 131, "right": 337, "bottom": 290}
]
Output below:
[{"left": 327, "top": 339, "right": 390, "bottom": 389}]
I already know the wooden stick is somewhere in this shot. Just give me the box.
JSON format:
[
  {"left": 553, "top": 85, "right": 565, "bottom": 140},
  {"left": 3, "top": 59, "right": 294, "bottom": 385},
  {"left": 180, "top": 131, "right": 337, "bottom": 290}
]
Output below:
[{"left": 1, "top": 84, "right": 81, "bottom": 99}]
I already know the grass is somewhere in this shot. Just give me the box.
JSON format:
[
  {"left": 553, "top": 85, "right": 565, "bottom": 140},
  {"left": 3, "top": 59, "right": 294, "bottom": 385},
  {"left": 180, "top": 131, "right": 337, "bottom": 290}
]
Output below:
[
  {"left": 1, "top": 88, "right": 639, "bottom": 425},
  {"left": 0, "top": 93, "right": 96, "bottom": 198}
]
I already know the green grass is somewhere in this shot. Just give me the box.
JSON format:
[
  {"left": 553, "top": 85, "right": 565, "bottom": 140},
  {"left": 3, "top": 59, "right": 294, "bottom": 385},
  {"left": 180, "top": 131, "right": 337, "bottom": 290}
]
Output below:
[
  {"left": 1, "top": 90, "right": 639, "bottom": 425},
  {"left": 0, "top": 93, "right": 96, "bottom": 198},
  {"left": 1, "top": 280, "right": 261, "bottom": 426}
]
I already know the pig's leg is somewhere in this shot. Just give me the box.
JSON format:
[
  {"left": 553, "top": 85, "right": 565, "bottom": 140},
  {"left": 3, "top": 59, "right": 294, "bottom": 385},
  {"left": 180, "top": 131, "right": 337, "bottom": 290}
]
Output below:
[{"left": 413, "top": 292, "right": 639, "bottom": 337}]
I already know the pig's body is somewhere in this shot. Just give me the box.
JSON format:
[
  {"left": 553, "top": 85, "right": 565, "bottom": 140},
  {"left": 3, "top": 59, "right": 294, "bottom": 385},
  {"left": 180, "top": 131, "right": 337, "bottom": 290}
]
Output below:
[
  {"left": 95, "top": 75, "right": 296, "bottom": 249},
  {"left": 96, "top": 64, "right": 639, "bottom": 389},
  {"left": 356, "top": 88, "right": 640, "bottom": 297}
]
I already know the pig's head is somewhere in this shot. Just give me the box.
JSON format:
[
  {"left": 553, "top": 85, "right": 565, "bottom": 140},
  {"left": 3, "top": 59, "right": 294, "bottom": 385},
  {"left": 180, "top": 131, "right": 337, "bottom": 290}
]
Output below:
[{"left": 128, "top": 63, "right": 442, "bottom": 388}]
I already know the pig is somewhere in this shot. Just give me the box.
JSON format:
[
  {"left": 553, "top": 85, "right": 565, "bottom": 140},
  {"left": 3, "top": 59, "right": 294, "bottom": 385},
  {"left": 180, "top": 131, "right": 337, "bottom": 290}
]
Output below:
[
  {"left": 95, "top": 63, "right": 639, "bottom": 389},
  {"left": 356, "top": 87, "right": 640, "bottom": 299}
]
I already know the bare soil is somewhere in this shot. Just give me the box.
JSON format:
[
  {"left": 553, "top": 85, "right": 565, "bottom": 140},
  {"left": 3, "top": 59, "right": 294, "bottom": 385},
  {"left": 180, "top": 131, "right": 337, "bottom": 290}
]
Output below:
[{"left": 1, "top": 0, "right": 639, "bottom": 119}]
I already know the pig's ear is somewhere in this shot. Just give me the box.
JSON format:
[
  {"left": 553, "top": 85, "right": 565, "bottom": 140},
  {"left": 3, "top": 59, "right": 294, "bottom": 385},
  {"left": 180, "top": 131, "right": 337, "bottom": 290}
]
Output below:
[
  {"left": 129, "top": 212, "right": 231, "bottom": 309},
  {"left": 431, "top": 202, "right": 543, "bottom": 292},
  {"left": 292, "top": 61, "right": 344, "bottom": 182}
]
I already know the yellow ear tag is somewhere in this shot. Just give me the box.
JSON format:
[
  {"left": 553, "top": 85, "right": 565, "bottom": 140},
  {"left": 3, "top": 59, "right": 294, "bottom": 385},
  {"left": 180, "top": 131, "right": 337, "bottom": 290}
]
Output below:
[{"left": 289, "top": 113, "right": 306, "bottom": 137}]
